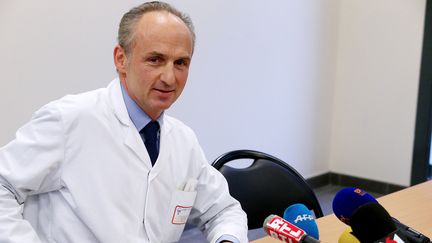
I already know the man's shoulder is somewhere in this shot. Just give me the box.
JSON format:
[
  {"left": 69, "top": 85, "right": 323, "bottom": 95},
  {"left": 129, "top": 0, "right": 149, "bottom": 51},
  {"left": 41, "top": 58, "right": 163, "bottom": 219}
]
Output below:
[
  {"left": 57, "top": 87, "right": 106, "bottom": 109},
  {"left": 164, "top": 115, "right": 189, "bottom": 128},
  {"left": 162, "top": 115, "right": 203, "bottom": 152},
  {"left": 44, "top": 86, "right": 110, "bottom": 123},
  {"left": 163, "top": 115, "right": 196, "bottom": 136}
]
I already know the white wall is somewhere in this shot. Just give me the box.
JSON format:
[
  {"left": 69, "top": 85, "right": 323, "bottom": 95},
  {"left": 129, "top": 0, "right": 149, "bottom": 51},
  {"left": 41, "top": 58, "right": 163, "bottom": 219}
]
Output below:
[
  {"left": 329, "top": 0, "right": 426, "bottom": 186},
  {"left": 168, "top": 1, "right": 339, "bottom": 177},
  {"left": 0, "top": 1, "right": 338, "bottom": 178},
  {"left": 1, "top": 1, "right": 426, "bottom": 186}
]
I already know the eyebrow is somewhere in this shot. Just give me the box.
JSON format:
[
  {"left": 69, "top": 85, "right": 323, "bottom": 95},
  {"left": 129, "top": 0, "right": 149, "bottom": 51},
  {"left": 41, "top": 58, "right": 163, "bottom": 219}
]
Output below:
[
  {"left": 147, "top": 51, "right": 165, "bottom": 58},
  {"left": 147, "top": 51, "right": 191, "bottom": 61}
]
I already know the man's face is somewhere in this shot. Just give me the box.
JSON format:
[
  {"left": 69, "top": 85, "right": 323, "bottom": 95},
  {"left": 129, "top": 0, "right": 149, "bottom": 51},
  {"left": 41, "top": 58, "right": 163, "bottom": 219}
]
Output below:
[{"left": 114, "top": 11, "right": 193, "bottom": 120}]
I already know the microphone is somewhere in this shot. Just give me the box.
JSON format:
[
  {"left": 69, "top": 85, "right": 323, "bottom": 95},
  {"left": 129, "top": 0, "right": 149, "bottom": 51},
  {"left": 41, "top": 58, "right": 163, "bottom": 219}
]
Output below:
[
  {"left": 338, "top": 227, "right": 360, "bottom": 243},
  {"left": 283, "top": 203, "right": 319, "bottom": 239},
  {"left": 263, "top": 214, "right": 320, "bottom": 243},
  {"left": 350, "top": 202, "right": 409, "bottom": 243},
  {"left": 332, "top": 187, "right": 377, "bottom": 225},
  {"left": 392, "top": 217, "right": 431, "bottom": 243},
  {"left": 332, "top": 187, "right": 431, "bottom": 242}
]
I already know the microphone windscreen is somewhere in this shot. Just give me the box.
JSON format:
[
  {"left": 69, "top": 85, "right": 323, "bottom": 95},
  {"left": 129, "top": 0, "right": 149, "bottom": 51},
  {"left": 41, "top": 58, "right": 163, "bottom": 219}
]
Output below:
[
  {"left": 263, "top": 214, "right": 312, "bottom": 243},
  {"left": 332, "top": 187, "right": 378, "bottom": 225},
  {"left": 283, "top": 203, "right": 319, "bottom": 239},
  {"left": 338, "top": 227, "right": 360, "bottom": 243},
  {"left": 350, "top": 202, "right": 397, "bottom": 243}
]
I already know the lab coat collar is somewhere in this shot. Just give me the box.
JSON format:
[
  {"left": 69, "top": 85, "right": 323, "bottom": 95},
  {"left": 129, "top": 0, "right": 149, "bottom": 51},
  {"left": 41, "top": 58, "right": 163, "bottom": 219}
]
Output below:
[
  {"left": 107, "top": 78, "right": 173, "bottom": 174},
  {"left": 107, "top": 78, "right": 130, "bottom": 127},
  {"left": 107, "top": 79, "right": 150, "bottom": 169}
]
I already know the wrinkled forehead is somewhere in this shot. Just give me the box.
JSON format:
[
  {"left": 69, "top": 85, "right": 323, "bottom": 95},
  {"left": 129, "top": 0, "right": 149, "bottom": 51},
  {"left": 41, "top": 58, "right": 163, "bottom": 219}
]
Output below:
[
  {"left": 137, "top": 12, "right": 192, "bottom": 47},
  {"left": 130, "top": 11, "right": 193, "bottom": 54}
]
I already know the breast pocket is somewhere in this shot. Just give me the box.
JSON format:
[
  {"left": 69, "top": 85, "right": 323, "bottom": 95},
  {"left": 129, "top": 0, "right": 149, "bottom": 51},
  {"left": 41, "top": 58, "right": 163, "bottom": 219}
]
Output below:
[{"left": 163, "top": 190, "right": 197, "bottom": 243}]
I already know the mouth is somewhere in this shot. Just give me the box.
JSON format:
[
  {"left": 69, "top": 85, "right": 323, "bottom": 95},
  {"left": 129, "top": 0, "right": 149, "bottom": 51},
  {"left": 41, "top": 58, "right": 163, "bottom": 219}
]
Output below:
[{"left": 155, "top": 88, "right": 174, "bottom": 93}]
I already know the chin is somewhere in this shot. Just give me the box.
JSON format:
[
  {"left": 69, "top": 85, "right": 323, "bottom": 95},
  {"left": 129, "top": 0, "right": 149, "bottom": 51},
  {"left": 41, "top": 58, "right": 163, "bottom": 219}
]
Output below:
[{"left": 154, "top": 103, "right": 173, "bottom": 112}]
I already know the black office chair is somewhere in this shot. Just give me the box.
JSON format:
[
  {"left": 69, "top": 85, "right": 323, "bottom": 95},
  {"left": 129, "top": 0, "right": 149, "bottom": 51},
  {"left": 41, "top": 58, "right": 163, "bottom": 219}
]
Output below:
[{"left": 212, "top": 149, "right": 324, "bottom": 229}]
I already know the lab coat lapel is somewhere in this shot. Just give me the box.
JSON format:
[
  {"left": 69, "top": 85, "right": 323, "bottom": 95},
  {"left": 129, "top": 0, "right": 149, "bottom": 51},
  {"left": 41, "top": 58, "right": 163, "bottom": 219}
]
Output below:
[
  {"left": 124, "top": 126, "right": 151, "bottom": 168},
  {"left": 147, "top": 116, "right": 173, "bottom": 180},
  {"left": 107, "top": 79, "right": 152, "bottom": 169}
]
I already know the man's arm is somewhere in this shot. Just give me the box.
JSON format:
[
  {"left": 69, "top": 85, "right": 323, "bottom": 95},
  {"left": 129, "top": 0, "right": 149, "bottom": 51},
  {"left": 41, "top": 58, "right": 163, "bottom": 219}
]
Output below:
[
  {"left": 217, "top": 234, "right": 239, "bottom": 243},
  {"left": 189, "top": 162, "right": 248, "bottom": 243},
  {"left": 0, "top": 103, "right": 64, "bottom": 242},
  {"left": 0, "top": 184, "right": 42, "bottom": 242}
]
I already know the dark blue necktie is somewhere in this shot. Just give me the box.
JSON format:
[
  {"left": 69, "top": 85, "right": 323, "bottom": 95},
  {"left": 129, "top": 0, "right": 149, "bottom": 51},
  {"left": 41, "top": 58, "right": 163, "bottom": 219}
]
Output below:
[{"left": 141, "top": 121, "right": 160, "bottom": 165}]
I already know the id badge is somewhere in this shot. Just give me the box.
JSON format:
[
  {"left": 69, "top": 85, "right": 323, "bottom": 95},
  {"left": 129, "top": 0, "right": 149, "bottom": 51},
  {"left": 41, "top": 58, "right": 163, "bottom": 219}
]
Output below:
[{"left": 171, "top": 205, "right": 192, "bottom": 224}]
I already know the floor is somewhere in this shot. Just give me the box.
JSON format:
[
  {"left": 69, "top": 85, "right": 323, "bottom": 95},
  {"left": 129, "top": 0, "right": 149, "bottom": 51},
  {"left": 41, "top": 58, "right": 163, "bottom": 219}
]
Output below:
[{"left": 178, "top": 184, "right": 384, "bottom": 242}]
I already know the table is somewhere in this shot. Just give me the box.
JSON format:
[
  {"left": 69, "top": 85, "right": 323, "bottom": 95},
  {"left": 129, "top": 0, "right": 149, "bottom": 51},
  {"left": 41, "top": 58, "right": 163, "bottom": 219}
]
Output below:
[{"left": 251, "top": 180, "right": 432, "bottom": 243}]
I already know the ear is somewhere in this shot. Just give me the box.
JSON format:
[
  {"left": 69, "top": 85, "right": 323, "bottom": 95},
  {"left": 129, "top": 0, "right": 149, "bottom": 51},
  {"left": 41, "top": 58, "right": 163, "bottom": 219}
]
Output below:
[{"left": 113, "top": 45, "right": 128, "bottom": 75}]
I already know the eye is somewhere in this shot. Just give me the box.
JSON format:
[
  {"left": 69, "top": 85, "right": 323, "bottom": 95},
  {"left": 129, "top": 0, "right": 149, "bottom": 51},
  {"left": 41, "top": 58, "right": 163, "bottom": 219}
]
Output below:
[
  {"left": 147, "top": 56, "right": 163, "bottom": 64},
  {"left": 174, "top": 59, "right": 190, "bottom": 67}
]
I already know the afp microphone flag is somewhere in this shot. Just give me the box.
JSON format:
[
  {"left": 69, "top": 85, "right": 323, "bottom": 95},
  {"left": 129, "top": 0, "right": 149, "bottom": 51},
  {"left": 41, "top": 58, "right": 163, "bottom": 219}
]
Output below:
[{"left": 283, "top": 203, "right": 319, "bottom": 239}]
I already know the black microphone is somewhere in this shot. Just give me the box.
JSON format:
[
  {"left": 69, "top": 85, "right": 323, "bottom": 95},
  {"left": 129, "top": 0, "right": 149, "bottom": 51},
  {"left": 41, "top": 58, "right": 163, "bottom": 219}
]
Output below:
[
  {"left": 392, "top": 217, "right": 431, "bottom": 243},
  {"left": 350, "top": 202, "right": 409, "bottom": 243},
  {"left": 332, "top": 187, "right": 431, "bottom": 243}
]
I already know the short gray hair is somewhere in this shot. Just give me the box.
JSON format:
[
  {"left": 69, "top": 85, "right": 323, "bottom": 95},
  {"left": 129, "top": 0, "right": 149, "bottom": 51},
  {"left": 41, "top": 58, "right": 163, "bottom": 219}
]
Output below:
[{"left": 118, "top": 1, "right": 195, "bottom": 56}]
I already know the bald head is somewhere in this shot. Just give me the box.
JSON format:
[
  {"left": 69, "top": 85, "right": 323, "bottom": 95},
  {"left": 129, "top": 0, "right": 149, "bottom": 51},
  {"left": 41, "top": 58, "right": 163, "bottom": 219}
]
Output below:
[{"left": 117, "top": 1, "right": 195, "bottom": 56}]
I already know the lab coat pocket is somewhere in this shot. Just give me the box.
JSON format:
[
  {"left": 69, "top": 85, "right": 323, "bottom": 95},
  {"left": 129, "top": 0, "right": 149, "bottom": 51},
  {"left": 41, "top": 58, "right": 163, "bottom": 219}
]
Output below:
[{"left": 163, "top": 190, "right": 197, "bottom": 242}]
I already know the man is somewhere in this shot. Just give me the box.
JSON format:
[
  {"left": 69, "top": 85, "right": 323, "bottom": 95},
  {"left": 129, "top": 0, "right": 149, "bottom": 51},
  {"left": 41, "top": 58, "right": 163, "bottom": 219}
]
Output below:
[{"left": 0, "top": 2, "right": 248, "bottom": 243}]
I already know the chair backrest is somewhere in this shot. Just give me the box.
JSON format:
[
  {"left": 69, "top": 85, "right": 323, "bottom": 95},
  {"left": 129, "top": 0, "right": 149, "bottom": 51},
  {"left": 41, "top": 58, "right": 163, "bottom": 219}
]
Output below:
[{"left": 212, "top": 149, "right": 324, "bottom": 229}]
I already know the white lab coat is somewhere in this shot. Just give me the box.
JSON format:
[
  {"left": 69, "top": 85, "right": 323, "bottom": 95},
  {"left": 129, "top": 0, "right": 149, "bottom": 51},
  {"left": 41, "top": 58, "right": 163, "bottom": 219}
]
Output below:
[{"left": 0, "top": 79, "right": 248, "bottom": 243}]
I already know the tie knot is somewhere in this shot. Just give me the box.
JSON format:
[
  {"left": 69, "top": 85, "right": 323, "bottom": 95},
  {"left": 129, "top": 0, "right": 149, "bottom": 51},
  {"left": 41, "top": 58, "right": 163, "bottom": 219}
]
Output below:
[{"left": 141, "top": 121, "right": 160, "bottom": 140}]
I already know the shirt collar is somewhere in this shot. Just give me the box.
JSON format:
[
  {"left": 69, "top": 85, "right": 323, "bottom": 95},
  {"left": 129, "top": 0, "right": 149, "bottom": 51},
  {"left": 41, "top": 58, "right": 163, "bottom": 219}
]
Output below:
[{"left": 120, "top": 81, "right": 163, "bottom": 131}]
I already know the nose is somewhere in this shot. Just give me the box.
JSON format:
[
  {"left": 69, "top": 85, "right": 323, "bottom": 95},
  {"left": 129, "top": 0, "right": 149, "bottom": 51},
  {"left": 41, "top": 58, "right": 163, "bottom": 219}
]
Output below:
[{"left": 160, "top": 64, "right": 176, "bottom": 86}]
